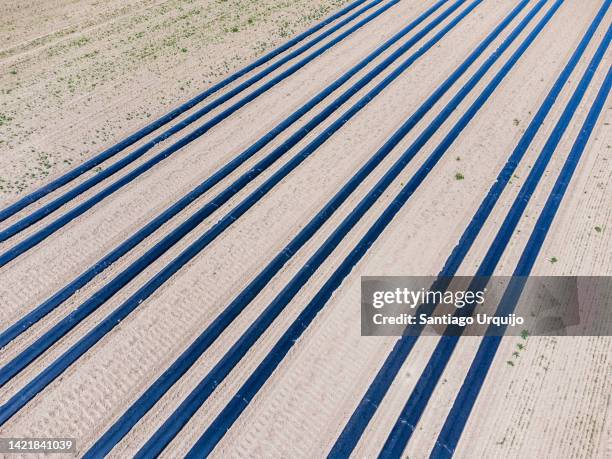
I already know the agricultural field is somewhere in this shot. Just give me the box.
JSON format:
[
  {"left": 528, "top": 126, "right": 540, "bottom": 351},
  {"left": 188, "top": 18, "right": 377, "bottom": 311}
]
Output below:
[
  {"left": 0, "top": 0, "right": 350, "bottom": 194},
  {"left": 0, "top": 0, "right": 610, "bottom": 457}
]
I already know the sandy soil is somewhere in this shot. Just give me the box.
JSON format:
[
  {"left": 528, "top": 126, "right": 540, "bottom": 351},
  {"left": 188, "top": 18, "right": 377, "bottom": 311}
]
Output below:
[
  {"left": 0, "top": 0, "right": 610, "bottom": 458},
  {"left": 0, "top": 0, "right": 353, "bottom": 195}
]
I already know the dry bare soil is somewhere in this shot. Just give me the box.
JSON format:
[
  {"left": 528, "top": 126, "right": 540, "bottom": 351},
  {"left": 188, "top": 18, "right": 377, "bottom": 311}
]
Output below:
[{"left": 0, "top": 0, "right": 610, "bottom": 458}]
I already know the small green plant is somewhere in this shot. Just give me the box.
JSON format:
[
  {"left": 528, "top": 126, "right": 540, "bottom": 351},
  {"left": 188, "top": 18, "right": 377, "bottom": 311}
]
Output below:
[
  {"left": 455, "top": 172, "right": 464, "bottom": 180},
  {"left": 506, "top": 360, "right": 514, "bottom": 366},
  {"left": 71, "top": 36, "right": 90, "bottom": 47},
  {"left": 0, "top": 114, "right": 12, "bottom": 126},
  {"left": 509, "top": 338, "right": 527, "bottom": 363},
  {"left": 455, "top": 156, "right": 461, "bottom": 161},
  {"left": 181, "top": 47, "right": 188, "bottom": 53},
  {"left": 230, "top": 26, "right": 239, "bottom": 32},
  {"left": 549, "top": 256, "right": 558, "bottom": 264},
  {"left": 594, "top": 226, "right": 602, "bottom": 233},
  {"left": 9, "top": 69, "right": 17, "bottom": 75},
  {"left": 520, "top": 329, "right": 529, "bottom": 340},
  {"left": 513, "top": 118, "right": 520, "bottom": 126}
]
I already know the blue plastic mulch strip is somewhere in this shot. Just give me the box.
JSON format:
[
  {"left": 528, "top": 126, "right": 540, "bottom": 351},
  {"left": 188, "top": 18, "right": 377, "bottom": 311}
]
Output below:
[
  {"left": 0, "top": 0, "right": 453, "bottom": 380},
  {"left": 431, "top": 63, "right": 612, "bottom": 459},
  {"left": 0, "top": 0, "right": 470, "bottom": 429},
  {"left": 180, "top": 1, "right": 563, "bottom": 457},
  {"left": 144, "top": 1, "right": 501, "bottom": 454},
  {"left": 0, "top": 0, "right": 373, "bottom": 223},
  {"left": 85, "top": 1, "right": 531, "bottom": 456},
  {"left": 378, "top": 12, "right": 611, "bottom": 459},
  {"left": 0, "top": 0, "right": 449, "bottom": 352},
  {"left": 0, "top": 0, "right": 393, "bottom": 258},
  {"left": 330, "top": 0, "right": 612, "bottom": 454}
]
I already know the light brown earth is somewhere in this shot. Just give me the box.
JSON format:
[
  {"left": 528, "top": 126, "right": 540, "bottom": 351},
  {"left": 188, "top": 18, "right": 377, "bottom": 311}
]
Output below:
[
  {"left": 0, "top": 0, "right": 610, "bottom": 458},
  {"left": 0, "top": 0, "right": 352, "bottom": 194}
]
